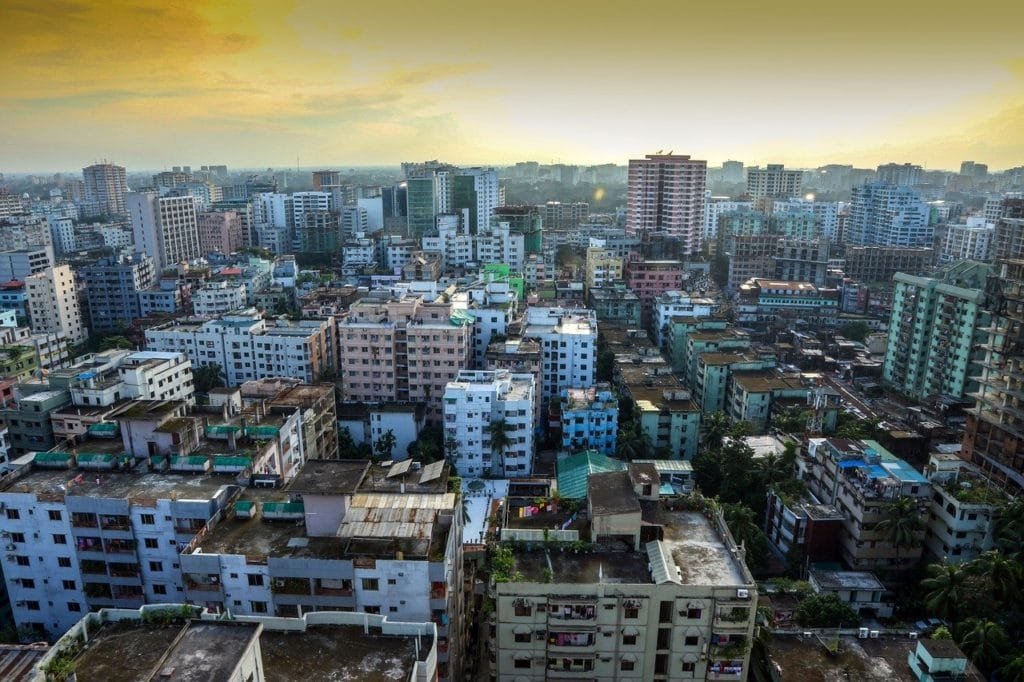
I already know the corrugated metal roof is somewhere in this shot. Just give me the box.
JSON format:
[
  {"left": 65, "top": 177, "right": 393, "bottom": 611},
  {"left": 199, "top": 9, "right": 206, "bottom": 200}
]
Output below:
[
  {"left": 556, "top": 451, "right": 626, "bottom": 499},
  {"left": 646, "top": 540, "right": 678, "bottom": 585},
  {"left": 349, "top": 492, "right": 455, "bottom": 510},
  {"left": 634, "top": 459, "right": 694, "bottom": 474}
]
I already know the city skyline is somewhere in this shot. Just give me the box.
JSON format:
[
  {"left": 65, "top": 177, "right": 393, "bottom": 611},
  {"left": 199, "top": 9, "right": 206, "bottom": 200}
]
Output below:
[{"left": 2, "top": 0, "right": 1024, "bottom": 173}]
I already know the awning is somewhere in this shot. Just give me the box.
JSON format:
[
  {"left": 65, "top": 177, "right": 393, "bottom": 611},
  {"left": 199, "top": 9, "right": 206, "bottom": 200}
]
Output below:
[{"left": 87, "top": 422, "right": 119, "bottom": 435}]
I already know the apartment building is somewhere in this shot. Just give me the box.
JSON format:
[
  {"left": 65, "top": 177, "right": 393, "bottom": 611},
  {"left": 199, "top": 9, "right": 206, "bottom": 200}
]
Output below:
[
  {"left": 543, "top": 201, "right": 589, "bottom": 230},
  {"left": 443, "top": 369, "right": 535, "bottom": 477},
  {"left": 339, "top": 293, "right": 472, "bottom": 423},
  {"left": 961, "top": 260, "right": 1024, "bottom": 490},
  {"left": 26, "top": 263, "right": 88, "bottom": 344},
  {"left": 923, "top": 451, "right": 1003, "bottom": 564},
  {"left": 584, "top": 247, "right": 624, "bottom": 297},
  {"left": 941, "top": 223, "right": 994, "bottom": 264},
  {"left": 127, "top": 192, "right": 201, "bottom": 272},
  {"left": 82, "top": 163, "right": 129, "bottom": 217},
  {"left": 180, "top": 459, "right": 465, "bottom": 681},
  {"left": 197, "top": 210, "right": 245, "bottom": 255},
  {"left": 763, "top": 490, "right": 845, "bottom": 565},
  {"left": 734, "top": 279, "right": 838, "bottom": 340},
  {"left": 588, "top": 284, "right": 642, "bottom": 327},
  {"left": 493, "top": 469, "right": 756, "bottom": 681},
  {"left": 746, "top": 164, "right": 803, "bottom": 200},
  {"left": 772, "top": 239, "right": 831, "bottom": 288},
  {"left": 693, "top": 351, "right": 777, "bottom": 415},
  {"left": 846, "top": 183, "right": 932, "bottom": 248},
  {"left": 80, "top": 253, "right": 156, "bottom": 333},
  {"left": 452, "top": 280, "right": 519, "bottom": 369},
  {"left": 145, "top": 309, "right": 336, "bottom": 385},
  {"left": 626, "top": 153, "right": 707, "bottom": 254},
  {"left": 798, "top": 438, "right": 930, "bottom": 571},
  {"left": 523, "top": 307, "right": 598, "bottom": 405},
  {"left": 653, "top": 291, "right": 717, "bottom": 350},
  {"left": 193, "top": 281, "right": 248, "bottom": 317},
  {"left": 883, "top": 262, "right": 992, "bottom": 400},
  {"left": 558, "top": 385, "right": 618, "bottom": 455},
  {"left": 842, "top": 246, "right": 934, "bottom": 285}
]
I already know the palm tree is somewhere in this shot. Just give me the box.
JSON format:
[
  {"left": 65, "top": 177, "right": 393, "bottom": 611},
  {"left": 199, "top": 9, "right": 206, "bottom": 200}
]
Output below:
[
  {"left": 876, "top": 496, "right": 923, "bottom": 569},
  {"left": 701, "top": 411, "right": 731, "bottom": 451},
  {"left": 966, "top": 550, "right": 1022, "bottom": 604},
  {"left": 1001, "top": 654, "right": 1024, "bottom": 682},
  {"left": 957, "top": 619, "right": 1009, "bottom": 674},
  {"left": 460, "top": 494, "right": 471, "bottom": 526},
  {"left": 921, "top": 562, "right": 967, "bottom": 622},
  {"left": 994, "top": 498, "right": 1024, "bottom": 556},
  {"left": 615, "top": 424, "right": 649, "bottom": 461},
  {"left": 722, "top": 503, "right": 761, "bottom": 549},
  {"left": 487, "top": 419, "right": 511, "bottom": 477}
]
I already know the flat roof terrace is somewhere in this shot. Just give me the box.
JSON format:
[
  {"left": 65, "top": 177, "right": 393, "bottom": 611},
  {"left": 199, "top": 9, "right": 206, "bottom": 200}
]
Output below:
[
  {"left": 260, "top": 626, "right": 421, "bottom": 682},
  {"left": 0, "top": 462, "right": 237, "bottom": 500},
  {"left": 654, "top": 508, "right": 749, "bottom": 586},
  {"left": 512, "top": 548, "right": 654, "bottom": 584}
]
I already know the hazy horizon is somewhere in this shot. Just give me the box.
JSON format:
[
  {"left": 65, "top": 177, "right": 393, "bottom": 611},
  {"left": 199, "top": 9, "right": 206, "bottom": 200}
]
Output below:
[{"left": 3, "top": 0, "right": 1023, "bottom": 174}]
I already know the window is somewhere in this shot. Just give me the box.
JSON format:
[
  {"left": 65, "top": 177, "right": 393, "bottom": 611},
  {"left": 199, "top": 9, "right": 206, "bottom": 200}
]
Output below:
[
  {"left": 140, "top": 514, "right": 155, "bottom": 525},
  {"left": 48, "top": 510, "right": 62, "bottom": 521},
  {"left": 514, "top": 632, "right": 531, "bottom": 643},
  {"left": 682, "top": 661, "right": 696, "bottom": 672},
  {"left": 250, "top": 601, "right": 268, "bottom": 614},
  {"left": 53, "top": 534, "right": 67, "bottom": 545},
  {"left": 68, "top": 602, "right": 82, "bottom": 613},
  {"left": 6, "top": 509, "right": 19, "bottom": 520},
  {"left": 624, "top": 606, "right": 639, "bottom": 619},
  {"left": 15, "top": 556, "right": 29, "bottom": 566},
  {"left": 684, "top": 635, "right": 699, "bottom": 646},
  {"left": 621, "top": 659, "right": 636, "bottom": 671},
  {"left": 514, "top": 603, "right": 532, "bottom": 617},
  {"left": 145, "top": 538, "right": 159, "bottom": 549},
  {"left": 153, "top": 585, "right": 167, "bottom": 595},
  {"left": 514, "top": 659, "right": 531, "bottom": 669},
  {"left": 247, "top": 574, "right": 264, "bottom": 587},
  {"left": 387, "top": 578, "right": 397, "bottom": 585},
  {"left": 364, "top": 606, "right": 381, "bottom": 614},
  {"left": 58, "top": 557, "right": 71, "bottom": 568},
  {"left": 10, "top": 532, "right": 25, "bottom": 543},
  {"left": 21, "top": 578, "right": 35, "bottom": 589},
  {"left": 687, "top": 607, "right": 702, "bottom": 619},
  {"left": 361, "top": 578, "right": 379, "bottom": 591},
  {"left": 659, "top": 600, "right": 673, "bottom": 623},
  {"left": 623, "top": 633, "right": 637, "bottom": 645},
  {"left": 149, "top": 561, "right": 163, "bottom": 572},
  {"left": 25, "top": 601, "right": 40, "bottom": 611},
  {"left": 62, "top": 580, "right": 75, "bottom": 590}
]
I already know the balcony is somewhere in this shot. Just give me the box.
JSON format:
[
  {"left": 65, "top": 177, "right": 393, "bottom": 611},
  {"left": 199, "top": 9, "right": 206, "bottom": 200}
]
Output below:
[
  {"left": 271, "top": 577, "right": 311, "bottom": 595},
  {"left": 71, "top": 514, "right": 98, "bottom": 528},
  {"left": 549, "top": 604, "right": 596, "bottom": 621},
  {"left": 547, "top": 632, "right": 596, "bottom": 651},
  {"left": 185, "top": 575, "right": 221, "bottom": 592},
  {"left": 714, "top": 606, "right": 752, "bottom": 629}
]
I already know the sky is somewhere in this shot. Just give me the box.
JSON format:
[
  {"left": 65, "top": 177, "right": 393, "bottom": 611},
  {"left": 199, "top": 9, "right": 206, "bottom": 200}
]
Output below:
[{"left": 2, "top": 0, "right": 1023, "bottom": 173}]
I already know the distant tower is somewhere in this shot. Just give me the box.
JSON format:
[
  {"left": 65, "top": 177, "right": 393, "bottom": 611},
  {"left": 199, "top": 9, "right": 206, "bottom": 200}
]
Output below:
[
  {"left": 626, "top": 153, "right": 707, "bottom": 256},
  {"left": 82, "top": 162, "right": 129, "bottom": 216}
]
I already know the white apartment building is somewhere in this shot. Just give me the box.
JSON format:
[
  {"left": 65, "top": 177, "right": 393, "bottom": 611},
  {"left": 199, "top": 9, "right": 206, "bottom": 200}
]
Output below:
[
  {"left": 653, "top": 291, "right": 717, "bottom": 349},
  {"left": 443, "top": 369, "right": 535, "bottom": 477},
  {"left": 770, "top": 199, "right": 841, "bottom": 242},
  {"left": 452, "top": 280, "right": 519, "bottom": 368},
  {"left": 524, "top": 307, "right": 598, "bottom": 403},
  {"left": 422, "top": 214, "right": 475, "bottom": 269},
  {"left": 704, "top": 196, "right": 753, "bottom": 244},
  {"left": 924, "top": 451, "right": 1003, "bottom": 564},
  {"left": 940, "top": 222, "right": 994, "bottom": 264},
  {"left": 58, "top": 349, "right": 195, "bottom": 410},
  {"left": 478, "top": 222, "right": 526, "bottom": 272},
  {"left": 144, "top": 309, "right": 335, "bottom": 385},
  {"left": 26, "top": 263, "right": 88, "bottom": 344},
  {"left": 48, "top": 216, "right": 76, "bottom": 255},
  {"left": 126, "top": 191, "right": 201, "bottom": 272},
  {"left": 193, "top": 281, "right": 248, "bottom": 317}
]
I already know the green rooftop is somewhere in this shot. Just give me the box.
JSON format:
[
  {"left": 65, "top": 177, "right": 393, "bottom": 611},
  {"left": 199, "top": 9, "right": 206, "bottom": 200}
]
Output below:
[{"left": 556, "top": 450, "right": 626, "bottom": 499}]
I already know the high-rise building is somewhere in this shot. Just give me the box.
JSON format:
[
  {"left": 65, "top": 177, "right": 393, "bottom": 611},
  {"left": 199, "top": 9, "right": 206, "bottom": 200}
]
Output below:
[
  {"left": 452, "top": 167, "right": 499, "bottom": 235},
  {"left": 846, "top": 183, "right": 932, "bottom": 247},
  {"left": 703, "top": 196, "right": 753, "bottom": 245},
  {"left": 542, "top": 201, "right": 589, "bottom": 230},
  {"left": 523, "top": 307, "right": 598, "bottom": 403},
  {"left": 941, "top": 223, "right": 994, "bottom": 264},
  {"left": 883, "top": 262, "right": 993, "bottom": 400},
  {"left": 126, "top": 191, "right": 201, "bottom": 271},
  {"left": 875, "top": 162, "right": 922, "bottom": 187},
  {"left": 82, "top": 162, "right": 129, "bottom": 216},
  {"left": 197, "top": 210, "right": 245, "bottom": 255},
  {"left": 311, "top": 169, "right": 342, "bottom": 190},
  {"left": 960, "top": 161, "right": 988, "bottom": 180},
  {"left": 626, "top": 153, "right": 707, "bottom": 255},
  {"left": 26, "top": 263, "right": 88, "bottom": 344},
  {"left": 962, "top": 259, "right": 1024, "bottom": 490},
  {"left": 722, "top": 159, "right": 745, "bottom": 184},
  {"left": 842, "top": 246, "right": 934, "bottom": 284},
  {"left": 746, "top": 164, "right": 802, "bottom": 199},
  {"left": 443, "top": 369, "right": 536, "bottom": 477},
  {"left": 80, "top": 253, "right": 156, "bottom": 332}
]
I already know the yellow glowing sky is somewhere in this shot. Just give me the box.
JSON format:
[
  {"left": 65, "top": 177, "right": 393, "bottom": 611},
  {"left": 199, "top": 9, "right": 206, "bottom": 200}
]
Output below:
[{"left": 2, "top": 0, "right": 1023, "bottom": 172}]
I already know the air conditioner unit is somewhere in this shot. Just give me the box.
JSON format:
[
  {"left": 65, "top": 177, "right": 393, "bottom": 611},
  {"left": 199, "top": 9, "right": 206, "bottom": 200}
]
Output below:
[
  {"left": 858, "top": 628, "right": 869, "bottom": 639},
  {"left": 802, "top": 632, "right": 813, "bottom": 639},
  {"left": 5, "top": 544, "right": 14, "bottom": 551},
  {"left": 870, "top": 630, "right": 880, "bottom": 639},
  {"left": 908, "top": 632, "right": 918, "bottom": 640},
  {"left": 736, "top": 588, "right": 750, "bottom": 599}
]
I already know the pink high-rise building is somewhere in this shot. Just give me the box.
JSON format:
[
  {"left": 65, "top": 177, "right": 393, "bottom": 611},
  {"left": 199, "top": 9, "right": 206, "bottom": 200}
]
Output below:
[
  {"left": 626, "top": 153, "right": 707, "bottom": 255},
  {"left": 197, "top": 211, "right": 244, "bottom": 255},
  {"left": 339, "top": 293, "right": 473, "bottom": 423}
]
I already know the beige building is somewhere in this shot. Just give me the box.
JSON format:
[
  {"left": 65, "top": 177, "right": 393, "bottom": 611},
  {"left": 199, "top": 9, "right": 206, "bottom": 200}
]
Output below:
[
  {"left": 585, "top": 246, "right": 624, "bottom": 297},
  {"left": 493, "top": 466, "right": 757, "bottom": 681},
  {"left": 339, "top": 292, "right": 472, "bottom": 423},
  {"left": 26, "top": 263, "right": 88, "bottom": 344}
]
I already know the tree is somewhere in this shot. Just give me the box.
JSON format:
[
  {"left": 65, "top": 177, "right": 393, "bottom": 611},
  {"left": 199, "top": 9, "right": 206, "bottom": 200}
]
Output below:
[
  {"left": 194, "top": 363, "right": 226, "bottom": 393},
  {"left": 770, "top": 405, "right": 810, "bottom": 435},
  {"left": 722, "top": 503, "right": 772, "bottom": 572},
  {"left": 487, "top": 419, "right": 512, "bottom": 476},
  {"left": 407, "top": 425, "right": 445, "bottom": 463},
  {"left": 615, "top": 423, "right": 650, "bottom": 461},
  {"left": 921, "top": 562, "right": 967, "bottom": 622},
  {"left": 876, "top": 496, "right": 923, "bottom": 568},
  {"left": 374, "top": 429, "right": 396, "bottom": 461},
  {"left": 701, "top": 411, "right": 732, "bottom": 451},
  {"left": 1001, "top": 654, "right": 1024, "bottom": 682},
  {"left": 966, "top": 550, "right": 1022, "bottom": 604},
  {"left": 794, "top": 594, "right": 859, "bottom": 628},
  {"left": 99, "top": 335, "right": 133, "bottom": 351},
  {"left": 957, "top": 619, "right": 1009, "bottom": 675},
  {"left": 994, "top": 498, "right": 1024, "bottom": 556},
  {"left": 838, "top": 321, "right": 870, "bottom": 344}
]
